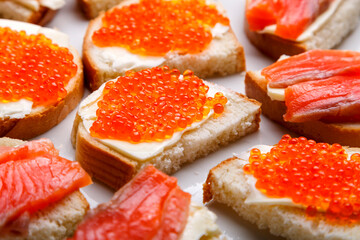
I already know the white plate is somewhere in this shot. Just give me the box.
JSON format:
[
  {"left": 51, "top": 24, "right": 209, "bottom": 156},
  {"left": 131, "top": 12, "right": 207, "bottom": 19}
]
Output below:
[{"left": 39, "top": 1, "right": 360, "bottom": 239}]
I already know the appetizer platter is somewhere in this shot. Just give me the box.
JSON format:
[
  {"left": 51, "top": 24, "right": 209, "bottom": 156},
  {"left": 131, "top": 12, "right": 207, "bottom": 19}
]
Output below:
[{"left": 1, "top": 0, "right": 360, "bottom": 239}]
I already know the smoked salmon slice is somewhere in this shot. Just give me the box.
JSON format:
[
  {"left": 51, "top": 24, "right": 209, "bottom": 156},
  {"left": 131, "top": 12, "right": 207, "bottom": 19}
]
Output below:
[
  {"left": 0, "top": 140, "right": 92, "bottom": 230},
  {"left": 284, "top": 76, "right": 360, "bottom": 122},
  {"left": 246, "top": 0, "right": 334, "bottom": 40},
  {"left": 0, "top": 139, "right": 58, "bottom": 164},
  {"left": 70, "top": 165, "right": 191, "bottom": 240},
  {"left": 263, "top": 50, "right": 360, "bottom": 88}
]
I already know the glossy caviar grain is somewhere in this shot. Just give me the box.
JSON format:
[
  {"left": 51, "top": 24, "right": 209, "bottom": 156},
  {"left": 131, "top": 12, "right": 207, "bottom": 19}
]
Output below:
[
  {"left": 92, "top": 0, "right": 229, "bottom": 56},
  {"left": 90, "top": 66, "right": 227, "bottom": 142},
  {"left": 244, "top": 135, "right": 360, "bottom": 220},
  {"left": 0, "top": 27, "right": 77, "bottom": 106}
]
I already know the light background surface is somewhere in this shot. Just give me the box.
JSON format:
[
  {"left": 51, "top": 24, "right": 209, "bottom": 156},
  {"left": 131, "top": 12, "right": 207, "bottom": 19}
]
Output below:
[{"left": 39, "top": 0, "right": 360, "bottom": 239}]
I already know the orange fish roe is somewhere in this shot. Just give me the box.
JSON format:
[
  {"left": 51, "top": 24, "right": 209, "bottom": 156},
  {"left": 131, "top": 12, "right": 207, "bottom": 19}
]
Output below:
[
  {"left": 92, "top": 0, "right": 229, "bottom": 56},
  {"left": 90, "top": 66, "right": 227, "bottom": 143},
  {"left": 0, "top": 27, "right": 77, "bottom": 107},
  {"left": 243, "top": 135, "right": 360, "bottom": 220}
]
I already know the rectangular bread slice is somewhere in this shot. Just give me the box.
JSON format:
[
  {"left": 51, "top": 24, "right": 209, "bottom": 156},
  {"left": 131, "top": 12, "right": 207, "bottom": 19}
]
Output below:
[
  {"left": 71, "top": 81, "right": 261, "bottom": 190},
  {"left": 83, "top": 0, "right": 245, "bottom": 91}
]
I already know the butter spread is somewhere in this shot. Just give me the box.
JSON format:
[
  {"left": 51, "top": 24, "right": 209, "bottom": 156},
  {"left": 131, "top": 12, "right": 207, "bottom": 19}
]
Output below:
[
  {"left": 40, "top": 0, "right": 65, "bottom": 10},
  {"left": 0, "top": 99, "right": 33, "bottom": 119},
  {"left": 180, "top": 202, "right": 221, "bottom": 240}
]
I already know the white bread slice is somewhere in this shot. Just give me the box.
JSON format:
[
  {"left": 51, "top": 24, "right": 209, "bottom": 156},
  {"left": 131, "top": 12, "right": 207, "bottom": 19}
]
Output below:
[
  {"left": 78, "top": 0, "right": 124, "bottom": 19},
  {"left": 245, "top": 70, "right": 360, "bottom": 147},
  {"left": 71, "top": 81, "right": 261, "bottom": 190},
  {"left": 83, "top": 0, "right": 245, "bottom": 91},
  {"left": 245, "top": 0, "right": 360, "bottom": 59},
  {"left": 0, "top": 20, "right": 84, "bottom": 140},
  {"left": 204, "top": 150, "right": 360, "bottom": 240},
  {"left": 0, "top": 137, "right": 90, "bottom": 240},
  {"left": 0, "top": 0, "right": 63, "bottom": 25}
]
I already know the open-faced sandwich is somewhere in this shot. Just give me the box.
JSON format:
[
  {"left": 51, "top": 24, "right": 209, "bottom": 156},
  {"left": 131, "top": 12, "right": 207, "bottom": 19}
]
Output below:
[
  {"left": 245, "top": 49, "right": 360, "bottom": 147},
  {"left": 0, "top": 19, "right": 83, "bottom": 139},
  {"left": 204, "top": 134, "right": 360, "bottom": 240},
  {"left": 72, "top": 66, "right": 261, "bottom": 189},
  {"left": 0, "top": 137, "right": 92, "bottom": 240},
  {"left": 0, "top": 0, "right": 65, "bottom": 25},
  {"left": 70, "top": 165, "right": 222, "bottom": 239},
  {"left": 83, "top": 0, "right": 245, "bottom": 91},
  {"left": 245, "top": 0, "right": 360, "bottom": 59}
]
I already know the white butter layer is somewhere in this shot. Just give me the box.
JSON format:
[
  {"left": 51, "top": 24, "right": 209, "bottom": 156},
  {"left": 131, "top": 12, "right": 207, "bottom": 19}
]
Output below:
[
  {"left": 180, "top": 202, "right": 220, "bottom": 240},
  {"left": 91, "top": 23, "right": 229, "bottom": 74},
  {"left": 79, "top": 80, "right": 221, "bottom": 161},
  {"left": 0, "top": 99, "right": 33, "bottom": 119},
  {"left": 0, "top": 19, "right": 71, "bottom": 119},
  {"left": 40, "top": 0, "right": 65, "bottom": 10},
  {"left": 238, "top": 145, "right": 359, "bottom": 207},
  {"left": 260, "top": 0, "right": 342, "bottom": 42}
]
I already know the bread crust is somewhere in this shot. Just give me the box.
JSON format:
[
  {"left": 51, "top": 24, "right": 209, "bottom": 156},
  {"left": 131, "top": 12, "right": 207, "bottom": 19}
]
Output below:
[
  {"left": 244, "top": 0, "right": 360, "bottom": 59},
  {"left": 82, "top": 0, "right": 246, "bottom": 91},
  {"left": 72, "top": 114, "right": 137, "bottom": 190},
  {"left": 72, "top": 82, "right": 261, "bottom": 190},
  {"left": 0, "top": 46, "right": 84, "bottom": 140},
  {"left": 244, "top": 21, "right": 306, "bottom": 60},
  {"left": 245, "top": 71, "right": 360, "bottom": 147}
]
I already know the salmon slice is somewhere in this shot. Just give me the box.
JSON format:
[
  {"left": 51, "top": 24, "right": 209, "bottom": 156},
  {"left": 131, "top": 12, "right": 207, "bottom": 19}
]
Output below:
[
  {"left": 247, "top": 0, "right": 333, "bottom": 40},
  {"left": 0, "top": 154, "right": 92, "bottom": 229},
  {"left": 70, "top": 165, "right": 191, "bottom": 240},
  {"left": 0, "top": 139, "right": 58, "bottom": 164},
  {"left": 263, "top": 50, "right": 360, "bottom": 88},
  {"left": 284, "top": 76, "right": 360, "bottom": 122},
  {"left": 246, "top": 0, "right": 277, "bottom": 31},
  {"left": 153, "top": 187, "right": 191, "bottom": 240}
]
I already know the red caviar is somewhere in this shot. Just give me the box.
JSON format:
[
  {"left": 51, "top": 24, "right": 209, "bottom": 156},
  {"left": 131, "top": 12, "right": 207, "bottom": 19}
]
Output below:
[
  {"left": 244, "top": 135, "right": 360, "bottom": 220},
  {"left": 92, "top": 0, "right": 229, "bottom": 56},
  {"left": 0, "top": 27, "right": 77, "bottom": 107},
  {"left": 90, "top": 66, "right": 227, "bottom": 142}
]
